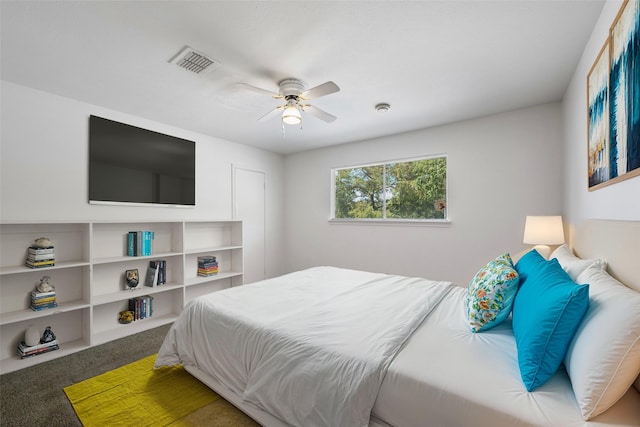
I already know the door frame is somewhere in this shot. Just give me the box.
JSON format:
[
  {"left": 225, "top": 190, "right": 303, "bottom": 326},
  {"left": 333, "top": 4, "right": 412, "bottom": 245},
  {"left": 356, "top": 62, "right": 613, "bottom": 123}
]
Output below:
[{"left": 232, "top": 165, "right": 267, "bottom": 282}]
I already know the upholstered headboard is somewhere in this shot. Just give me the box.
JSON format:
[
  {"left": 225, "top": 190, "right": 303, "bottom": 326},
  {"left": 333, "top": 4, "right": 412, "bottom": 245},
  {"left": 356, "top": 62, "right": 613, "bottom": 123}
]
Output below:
[
  {"left": 568, "top": 219, "right": 640, "bottom": 293},
  {"left": 568, "top": 219, "right": 640, "bottom": 392}
]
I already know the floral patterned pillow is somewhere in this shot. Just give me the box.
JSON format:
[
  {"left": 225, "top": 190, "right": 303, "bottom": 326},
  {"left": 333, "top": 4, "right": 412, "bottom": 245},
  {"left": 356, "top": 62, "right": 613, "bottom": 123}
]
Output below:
[{"left": 466, "top": 253, "right": 520, "bottom": 333}]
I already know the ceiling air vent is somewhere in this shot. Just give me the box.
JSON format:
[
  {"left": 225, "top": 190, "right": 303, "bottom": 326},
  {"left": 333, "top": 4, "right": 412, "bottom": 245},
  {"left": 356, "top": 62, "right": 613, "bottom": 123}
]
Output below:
[{"left": 169, "top": 46, "right": 221, "bottom": 74}]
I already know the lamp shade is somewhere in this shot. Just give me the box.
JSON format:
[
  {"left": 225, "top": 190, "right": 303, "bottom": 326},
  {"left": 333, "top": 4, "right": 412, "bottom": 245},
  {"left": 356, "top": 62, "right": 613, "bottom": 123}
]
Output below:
[
  {"left": 523, "top": 216, "right": 565, "bottom": 245},
  {"left": 282, "top": 105, "right": 301, "bottom": 125}
]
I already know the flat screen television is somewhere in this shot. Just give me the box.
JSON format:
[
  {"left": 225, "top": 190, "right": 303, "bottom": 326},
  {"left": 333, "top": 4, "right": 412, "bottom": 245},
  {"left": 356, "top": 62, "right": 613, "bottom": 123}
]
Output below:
[{"left": 89, "top": 115, "right": 196, "bottom": 206}]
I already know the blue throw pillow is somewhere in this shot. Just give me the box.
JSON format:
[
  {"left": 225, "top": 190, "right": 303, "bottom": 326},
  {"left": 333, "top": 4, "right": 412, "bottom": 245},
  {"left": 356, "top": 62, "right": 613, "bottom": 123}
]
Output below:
[
  {"left": 466, "top": 253, "right": 519, "bottom": 332},
  {"left": 512, "top": 250, "right": 590, "bottom": 391}
]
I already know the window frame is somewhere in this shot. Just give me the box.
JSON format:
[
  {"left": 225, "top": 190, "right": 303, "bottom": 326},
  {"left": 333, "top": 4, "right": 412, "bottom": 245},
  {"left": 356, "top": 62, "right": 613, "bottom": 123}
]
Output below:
[{"left": 329, "top": 154, "right": 449, "bottom": 224}]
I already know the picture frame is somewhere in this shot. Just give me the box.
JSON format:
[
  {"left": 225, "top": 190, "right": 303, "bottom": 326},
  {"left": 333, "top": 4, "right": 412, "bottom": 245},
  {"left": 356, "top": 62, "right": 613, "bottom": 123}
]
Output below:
[
  {"left": 587, "top": 40, "right": 611, "bottom": 189},
  {"left": 588, "top": 0, "right": 640, "bottom": 191}
]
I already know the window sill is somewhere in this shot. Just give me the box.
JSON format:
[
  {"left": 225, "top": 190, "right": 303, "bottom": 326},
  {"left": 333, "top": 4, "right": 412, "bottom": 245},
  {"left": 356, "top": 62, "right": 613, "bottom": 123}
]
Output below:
[{"left": 328, "top": 218, "right": 451, "bottom": 227}]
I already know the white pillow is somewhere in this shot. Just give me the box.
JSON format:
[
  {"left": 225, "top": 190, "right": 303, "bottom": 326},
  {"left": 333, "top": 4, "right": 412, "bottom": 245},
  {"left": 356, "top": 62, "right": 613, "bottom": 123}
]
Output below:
[
  {"left": 550, "top": 244, "right": 606, "bottom": 281},
  {"left": 564, "top": 264, "right": 640, "bottom": 420}
]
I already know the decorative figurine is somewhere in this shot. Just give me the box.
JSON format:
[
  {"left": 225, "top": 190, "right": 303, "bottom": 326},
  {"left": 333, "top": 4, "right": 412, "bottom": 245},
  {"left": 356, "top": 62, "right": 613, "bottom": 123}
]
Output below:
[
  {"left": 119, "top": 310, "right": 134, "bottom": 324},
  {"left": 125, "top": 269, "right": 139, "bottom": 290},
  {"left": 41, "top": 326, "right": 56, "bottom": 343},
  {"left": 24, "top": 325, "right": 41, "bottom": 347},
  {"left": 36, "top": 276, "right": 55, "bottom": 293},
  {"left": 32, "top": 237, "right": 53, "bottom": 249}
]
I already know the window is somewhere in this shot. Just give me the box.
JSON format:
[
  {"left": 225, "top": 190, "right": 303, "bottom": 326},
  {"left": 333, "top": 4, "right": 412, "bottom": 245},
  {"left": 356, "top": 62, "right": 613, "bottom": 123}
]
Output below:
[{"left": 332, "top": 155, "right": 447, "bottom": 221}]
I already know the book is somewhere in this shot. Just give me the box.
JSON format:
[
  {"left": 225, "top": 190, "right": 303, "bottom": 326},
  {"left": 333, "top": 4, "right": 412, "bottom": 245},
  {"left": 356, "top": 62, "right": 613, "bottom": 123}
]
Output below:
[
  {"left": 137, "top": 231, "right": 143, "bottom": 257},
  {"left": 145, "top": 265, "right": 158, "bottom": 287},
  {"left": 28, "top": 247, "right": 55, "bottom": 255},
  {"left": 26, "top": 261, "right": 55, "bottom": 269},
  {"left": 127, "top": 296, "right": 154, "bottom": 320},
  {"left": 18, "top": 344, "right": 59, "bottom": 359},
  {"left": 133, "top": 230, "right": 155, "bottom": 257},
  {"left": 132, "top": 297, "right": 142, "bottom": 320},
  {"left": 150, "top": 260, "right": 166, "bottom": 285},
  {"left": 31, "top": 296, "right": 57, "bottom": 304},
  {"left": 141, "top": 231, "right": 154, "bottom": 256},
  {"left": 142, "top": 231, "right": 148, "bottom": 256},
  {"left": 31, "top": 302, "right": 58, "bottom": 311},
  {"left": 198, "top": 272, "right": 218, "bottom": 277},
  {"left": 127, "top": 231, "right": 135, "bottom": 256},
  {"left": 26, "top": 247, "right": 56, "bottom": 266},
  {"left": 26, "top": 254, "right": 56, "bottom": 261},
  {"left": 18, "top": 340, "right": 58, "bottom": 352},
  {"left": 26, "top": 256, "right": 55, "bottom": 262},
  {"left": 150, "top": 260, "right": 159, "bottom": 284},
  {"left": 31, "top": 290, "right": 56, "bottom": 298},
  {"left": 197, "top": 255, "right": 218, "bottom": 276}
]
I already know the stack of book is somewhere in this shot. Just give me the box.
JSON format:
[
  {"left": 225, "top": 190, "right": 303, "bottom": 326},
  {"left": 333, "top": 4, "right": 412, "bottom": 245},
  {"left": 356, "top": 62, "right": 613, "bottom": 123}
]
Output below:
[
  {"left": 31, "top": 290, "right": 57, "bottom": 311},
  {"left": 127, "top": 231, "right": 155, "bottom": 256},
  {"left": 197, "top": 256, "right": 218, "bottom": 276},
  {"left": 128, "top": 295, "right": 154, "bottom": 321},
  {"left": 145, "top": 260, "right": 166, "bottom": 287},
  {"left": 17, "top": 340, "right": 59, "bottom": 359},
  {"left": 26, "top": 246, "right": 55, "bottom": 269}
]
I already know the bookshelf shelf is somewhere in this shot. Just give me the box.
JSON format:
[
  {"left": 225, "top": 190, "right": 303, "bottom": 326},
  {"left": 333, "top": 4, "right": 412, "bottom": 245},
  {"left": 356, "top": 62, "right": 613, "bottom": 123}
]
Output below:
[
  {"left": 91, "top": 251, "right": 183, "bottom": 265},
  {"left": 0, "top": 301, "right": 90, "bottom": 326},
  {"left": 92, "top": 283, "right": 182, "bottom": 306},
  {"left": 91, "top": 313, "right": 179, "bottom": 346},
  {"left": 0, "top": 220, "right": 242, "bottom": 374},
  {"left": 184, "top": 271, "right": 243, "bottom": 287},
  {"left": 0, "top": 338, "right": 87, "bottom": 374},
  {"left": 0, "top": 260, "right": 90, "bottom": 276},
  {"left": 184, "top": 245, "right": 243, "bottom": 255}
]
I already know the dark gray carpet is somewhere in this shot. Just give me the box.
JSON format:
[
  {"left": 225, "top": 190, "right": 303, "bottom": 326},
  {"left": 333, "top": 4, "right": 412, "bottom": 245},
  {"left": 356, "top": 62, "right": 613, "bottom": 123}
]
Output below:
[{"left": 0, "top": 323, "right": 172, "bottom": 427}]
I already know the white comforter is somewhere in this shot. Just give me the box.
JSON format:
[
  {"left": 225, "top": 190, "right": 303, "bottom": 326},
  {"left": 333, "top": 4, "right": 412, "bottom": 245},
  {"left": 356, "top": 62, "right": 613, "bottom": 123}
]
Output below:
[{"left": 155, "top": 266, "right": 453, "bottom": 427}]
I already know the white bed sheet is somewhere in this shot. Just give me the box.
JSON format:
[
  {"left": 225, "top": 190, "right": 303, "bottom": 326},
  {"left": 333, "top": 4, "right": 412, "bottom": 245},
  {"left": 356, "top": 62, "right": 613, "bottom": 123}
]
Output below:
[
  {"left": 373, "top": 286, "right": 640, "bottom": 427},
  {"left": 155, "top": 266, "right": 453, "bottom": 427}
]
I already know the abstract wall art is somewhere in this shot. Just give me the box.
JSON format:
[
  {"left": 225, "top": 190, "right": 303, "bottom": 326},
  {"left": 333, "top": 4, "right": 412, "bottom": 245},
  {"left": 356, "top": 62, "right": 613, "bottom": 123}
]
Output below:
[{"left": 588, "top": 0, "right": 640, "bottom": 190}]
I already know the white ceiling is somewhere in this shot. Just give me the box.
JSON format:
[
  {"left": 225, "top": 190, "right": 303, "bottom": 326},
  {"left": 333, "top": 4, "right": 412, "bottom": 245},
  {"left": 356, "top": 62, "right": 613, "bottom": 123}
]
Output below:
[{"left": 1, "top": 1, "right": 604, "bottom": 155}]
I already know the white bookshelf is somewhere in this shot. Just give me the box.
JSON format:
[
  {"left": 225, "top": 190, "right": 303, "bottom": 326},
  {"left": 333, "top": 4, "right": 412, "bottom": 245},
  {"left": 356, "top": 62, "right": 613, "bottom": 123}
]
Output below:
[{"left": 0, "top": 220, "right": 242, "bottom": 374}]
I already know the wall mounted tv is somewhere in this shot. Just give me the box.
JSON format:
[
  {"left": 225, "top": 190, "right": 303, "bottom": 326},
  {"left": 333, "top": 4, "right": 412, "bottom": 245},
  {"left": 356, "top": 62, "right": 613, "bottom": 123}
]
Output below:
[{"left": 89, "top": 115, "right": 196, "bottom": 207}]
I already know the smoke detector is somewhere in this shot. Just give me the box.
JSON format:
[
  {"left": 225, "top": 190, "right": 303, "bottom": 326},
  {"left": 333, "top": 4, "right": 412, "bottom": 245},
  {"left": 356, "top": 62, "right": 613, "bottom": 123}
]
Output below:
[
  {"left": 169, "top": 46, "right": 221, "bottom": 74},
  {"left": 375, "top": 103, "right": 391, "bottom": 113}
]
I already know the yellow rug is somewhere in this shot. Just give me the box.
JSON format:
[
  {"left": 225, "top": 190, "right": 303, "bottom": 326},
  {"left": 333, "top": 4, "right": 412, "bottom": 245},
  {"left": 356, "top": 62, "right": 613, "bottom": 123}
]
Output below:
[{"left": 64, "top": 354, "right": 258, "bottom": 426}]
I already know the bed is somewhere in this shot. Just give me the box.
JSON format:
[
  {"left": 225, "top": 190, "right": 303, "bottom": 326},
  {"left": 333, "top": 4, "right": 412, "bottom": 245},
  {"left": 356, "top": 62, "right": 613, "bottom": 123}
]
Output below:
[{"left": 155, "top": 220, "right": 640, "bottom": 427}]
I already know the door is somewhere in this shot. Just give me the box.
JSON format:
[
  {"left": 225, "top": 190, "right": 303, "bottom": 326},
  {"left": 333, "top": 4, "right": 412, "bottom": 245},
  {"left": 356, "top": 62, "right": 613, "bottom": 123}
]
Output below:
[{"left": 233, "top": 167, "right": 266, "bottom": 284}]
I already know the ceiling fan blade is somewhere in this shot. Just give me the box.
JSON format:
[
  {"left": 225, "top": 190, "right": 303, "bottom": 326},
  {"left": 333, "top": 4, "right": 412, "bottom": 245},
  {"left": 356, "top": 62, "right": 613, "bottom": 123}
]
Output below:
[
  {"left": 302, "top": 104, "right": 337, "bottom": 123},
  {"left": 301, "top": 81, "right": 340, "bottom": 100},
  {"left": 236, "top": 83, "right": 281, "bottom": 98},
  {"left": 257, "top": 105, "right": 283, "bottom": 122}
]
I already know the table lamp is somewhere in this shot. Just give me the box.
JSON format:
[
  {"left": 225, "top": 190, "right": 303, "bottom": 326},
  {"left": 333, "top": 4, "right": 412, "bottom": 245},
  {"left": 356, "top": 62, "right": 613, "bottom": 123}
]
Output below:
[{"left": 523, "top": 215, "right": 565, "bottom": 259}]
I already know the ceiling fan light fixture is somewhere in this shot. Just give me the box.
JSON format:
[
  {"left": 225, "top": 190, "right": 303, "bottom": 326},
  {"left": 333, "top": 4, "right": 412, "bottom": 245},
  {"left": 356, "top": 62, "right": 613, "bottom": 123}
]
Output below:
[{"left": 282, "top": 105, "right": 302, "bottom": 125}]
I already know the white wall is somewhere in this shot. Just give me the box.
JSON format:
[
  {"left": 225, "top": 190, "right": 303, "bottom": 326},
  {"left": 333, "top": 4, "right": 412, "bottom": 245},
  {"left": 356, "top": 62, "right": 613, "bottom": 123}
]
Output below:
[
  {"left": 562, "top": 0, "right": 640, "bottom": 223},
  {"left": 283, "top": 103, "right": 564, "bottom": 287},
  {"left": 0, "top": 81, "right": 285, "bottom": 278}
]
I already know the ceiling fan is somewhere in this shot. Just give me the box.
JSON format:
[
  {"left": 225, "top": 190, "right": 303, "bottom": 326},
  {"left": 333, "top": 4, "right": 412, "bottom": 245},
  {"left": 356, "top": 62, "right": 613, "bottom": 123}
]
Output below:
[{"left": 238, "top": 78, "right": 340, "bottom": 126}]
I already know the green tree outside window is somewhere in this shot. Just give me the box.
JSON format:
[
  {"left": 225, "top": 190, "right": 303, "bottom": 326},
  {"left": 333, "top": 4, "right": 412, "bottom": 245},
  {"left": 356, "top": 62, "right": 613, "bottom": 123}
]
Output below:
[{"left": 334, "top": 156, "right": 447, "bottom": 220}]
